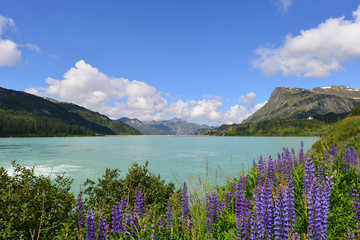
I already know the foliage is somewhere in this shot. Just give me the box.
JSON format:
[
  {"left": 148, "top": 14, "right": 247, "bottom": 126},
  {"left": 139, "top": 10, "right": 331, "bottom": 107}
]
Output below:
[
  {"left": 212, "top": 118, "right": 330, "bottom": 136},
  {"left": 0, "top": 86, "right": 141, "bottom": 137},
  {"left": 83, "top": 161, "right": 175, "bottom": 214},
  {"left": 0, "top": 161, "right": 75, "bottom": 239},
  {"left": 311, "top": 116, "right": 360, "bottom": 154}
]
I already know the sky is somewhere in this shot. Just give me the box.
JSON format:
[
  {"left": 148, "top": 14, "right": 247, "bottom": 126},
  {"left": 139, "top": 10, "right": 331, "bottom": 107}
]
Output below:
[{"left": 1, "top": 0, "right": 360, "bottom": 125}]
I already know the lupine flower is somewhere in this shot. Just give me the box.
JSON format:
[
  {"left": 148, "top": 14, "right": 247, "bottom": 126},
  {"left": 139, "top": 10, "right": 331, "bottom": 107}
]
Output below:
[
  {"left": 317, "top": 165, "right": 324, "bottom": 182},
  {"left": 134, "top": 187, "right": 145, "bottom": 218},
  {"left": 285, "top": 178, "right": 296, "bottom": 230},
  {"left": 98, "top": 213, "right": 107, "bottom": 240},
  {"left": 330, "top": 144, "right": 338, "bottom": 157},
  {"left": 86, "top": 207, "right": 95, "bottom": 240},
  {"left": 77, "top": 191, "right": 84, "bottom": 228},
  {"left": 299, "top": 141, "right": 305, "bottom": 165},
  {"left": 274, "top": 186, "right": 288, "bottom": 239},
  {"left": 307, "top": 176, "right": 332, "bottom": 240},
  {"left": 235, "top": 187, "right": 250, "bottom": 239},
  {"left": 303, "top": 157, "right": 315, "bottom": 193},
  {"left": 267, "top": 157, "right": 276, "bottom": 184},
  {"left": 350, "top": 187, "right": 360, "bottom": 225},
  {"left": 112, "top": 198, "right": 127, "bottom": 234},
  {"left": 323, "top": 149, "right": 328, "bottom": 162},
  {"left": 166, "top": 198, "right": 172, "bottom": 230},
  {"left": 224, "top": 192, "right": 232, "bottom": 210},
  {"left": 182, "top": 182, "right": 189, "bottom": 220},
  {"left": 348, "top": 228, "right": 355, "bottom": 240},
  {"left": 259, "top": 179, "right": 274, "bottom": 239},
  {"left": 206, "top": 192, "right": 220, "bottom": 236}
]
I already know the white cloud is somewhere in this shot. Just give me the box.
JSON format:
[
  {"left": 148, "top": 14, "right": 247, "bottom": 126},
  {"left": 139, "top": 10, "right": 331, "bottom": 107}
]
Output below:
[
  {"left": 275, "top": 0, "right": 293, "bottom": 12},
  {"left": 27, "top": 60, "right": 264, "bottom": 124},
  {"left": 0, "top": 15, "right": 21, "bottom": 66},
  {"left": 253, "top": 4, "right": 360, "bottom": 77}
]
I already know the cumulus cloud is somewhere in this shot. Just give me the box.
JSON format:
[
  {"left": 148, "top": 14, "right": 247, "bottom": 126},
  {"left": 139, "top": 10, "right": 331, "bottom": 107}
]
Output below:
[
  {"left": 253, "top": 4, "right": 360, "bottom": 77},
  {"left": 0, "top": 15, "right": 21, "bottom": 66},
  {"left": 27, "top": 60, "right": 264, "bottom": 124}
]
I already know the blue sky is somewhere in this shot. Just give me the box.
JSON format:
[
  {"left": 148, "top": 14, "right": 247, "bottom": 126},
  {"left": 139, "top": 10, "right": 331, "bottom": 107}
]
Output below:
[{"left": 1, "top": 0, "right": 360, "bottom": 124}]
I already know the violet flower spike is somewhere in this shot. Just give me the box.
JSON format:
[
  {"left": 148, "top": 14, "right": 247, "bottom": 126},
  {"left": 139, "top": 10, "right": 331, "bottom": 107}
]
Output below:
[
  {"left": 86, "top": 207, "right": 95, "bottom": 240},
  {"left": 182, "top": 182, "right": 189, "bottom": 220}
]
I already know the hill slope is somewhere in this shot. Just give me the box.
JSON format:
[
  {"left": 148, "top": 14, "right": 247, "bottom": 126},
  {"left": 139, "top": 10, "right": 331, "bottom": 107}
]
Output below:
[
  {"left": 310, "top": 115, "right": 360, "bottom": 154},
  {"left": 0, "top": 87, "right": 141, "bottom": 136},
  {"left": 206, "top": 118, "right": 330, "bottom": 137},
  {"left": 244, "top": 86, "right": 360, "bottom": 123}
]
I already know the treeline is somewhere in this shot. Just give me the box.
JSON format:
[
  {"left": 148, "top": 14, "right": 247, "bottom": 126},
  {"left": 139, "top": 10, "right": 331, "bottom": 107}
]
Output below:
[
  {"left": 212, "top": 118, "right": 330, "bottom": 136},
  {"left": 0, "top": 111, "right": 95, "bottom": 137}
]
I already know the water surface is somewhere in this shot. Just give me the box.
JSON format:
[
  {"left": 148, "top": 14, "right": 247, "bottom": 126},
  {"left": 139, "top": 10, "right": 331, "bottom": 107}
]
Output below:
[{"left": 0, "top": 136, "right": 318, "bottom": 189}]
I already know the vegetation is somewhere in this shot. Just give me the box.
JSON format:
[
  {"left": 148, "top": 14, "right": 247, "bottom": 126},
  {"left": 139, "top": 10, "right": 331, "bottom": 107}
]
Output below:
[
  {"left": 212, "top": 118, "right": 330, "bottom": 136},
  {"left": 2, "top": 137, "right": 360, "bottom": 239},
  {"left": 311, "top": 116, "right": 360, "bottom": 154},
  {"left": 0, "top": 110, "right": 95, "bottom": 137},
  {"left": 0, "top": 87, "right": 141, "bottom": 137}
]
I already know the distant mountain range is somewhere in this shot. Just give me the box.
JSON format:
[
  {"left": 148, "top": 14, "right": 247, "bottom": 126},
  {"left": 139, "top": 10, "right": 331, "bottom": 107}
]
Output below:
[
  {"left": 0, "top": 87, "right": 141, "bottom": 137},
  {"left": 118, "top": 117, "right": 210, "bottom": 135},
  {"left": 244, "top": 86, "right": 360, "bottom": 123}
]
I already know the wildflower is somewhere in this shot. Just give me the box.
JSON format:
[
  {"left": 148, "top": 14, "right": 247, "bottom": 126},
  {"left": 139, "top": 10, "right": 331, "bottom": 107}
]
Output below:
[
  {"left": 98, "top": 213, "right": 107, "bottom": 240},
  {"left": 134, "top": 187, "right": 145, "bottom": 218},
  {"left": 86, "top": 207, "right": 95, "bottom": 240},
  {"left": 274, "top": 186, "right": 288, "bottom": 239},
  {"left": 166, "top": 198, "right": 172, "bottom": 230},
  {"left": 182, "top": 182, "right": 189, "bottom": 220}
]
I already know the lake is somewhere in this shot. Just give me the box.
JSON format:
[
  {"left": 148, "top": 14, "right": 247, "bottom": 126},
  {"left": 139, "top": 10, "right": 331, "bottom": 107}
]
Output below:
[{"left": 0, "top": 136, "right": 318, "bottom": 191}]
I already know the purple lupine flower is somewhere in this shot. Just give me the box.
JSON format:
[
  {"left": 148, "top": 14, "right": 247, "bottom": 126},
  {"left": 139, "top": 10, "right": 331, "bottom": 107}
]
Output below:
[
  {"left": 268, "top": 157, "right": 276, "bottom": 184},
  {"left": 350, "top": 187, "right": 360, "bottom": 225},
  {"left": 125, "top": 211, "right": 141, "bottom": 240},
  {"left": 134, "top": 187, "right": 145, "bottom": 218},
  {"left": 206, "top": 192, "right": 220, "bottom": 236},
  {"left": 77, "top": 191, "right": 84, "bottom": 228},
  {"left": 235, "top": 187, "right": 250, "bottom": 239},
  {"left": 348, "top": 228, "right": 355, "bottom": 240},
  {"left": 166, "top": 198, "right": 172, "bottom": 229},
  {"left": 151, "top": 215, "right": 157, "bottom": 240},
  {"left": 317, "top": 165, "right": 324, "bottom": 183},
  {"left": 330, "top": 144, "right": 337, "bottom": 157},
  {"left": 307, "top": 180, "right": 317, "bottom": 239},
  {"left": 86, "top": 207, "right": 96, "bottom": 240},
  {"left": 252, "top": 188, "right": 264, "bottom": 239},
  {"left": 159, "top": 216, "right": 165, "bottom": 231},
  {"left": 285, "top": 178, "right": 296, "bottom": 230},
  {"left": 299, "top": 141, "right": 305, "bottom": 165},
  {"left": 98, "top": 213, "right": 107, "bottom": 240},
  {"left": 323, "top": 149, "right": 328, "bottom": 162},
  {"left": 224, "top": 192, "right": 232, "bottom": 210},
  {"left": 112, "top": 198, "right": 127, "bottom": 234},
  {"left": 303, "top": 157, "right": 315, "bottom": 193},
  {"left": 182, "top": 182, "right": 189, "bottom": 220},
  {"left": 260, "top": 179, "right": 274, "bottom": 239},
  {"left": 307, "top": 177, "right": 332, "bottom": 240},
  {"left": 274, "top": 186, "right": 288, "bottom": 239}
]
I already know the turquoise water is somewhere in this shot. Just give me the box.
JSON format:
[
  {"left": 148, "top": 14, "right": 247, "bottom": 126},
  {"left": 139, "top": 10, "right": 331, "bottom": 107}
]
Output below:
[{"left": 0, "top": 136, "right": 318, "bottom": 189}]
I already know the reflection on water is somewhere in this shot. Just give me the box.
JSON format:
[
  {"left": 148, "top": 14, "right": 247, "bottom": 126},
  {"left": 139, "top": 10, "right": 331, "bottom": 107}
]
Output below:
[{"left": 0, "top": 136, "right": 318, "bottom": 191}]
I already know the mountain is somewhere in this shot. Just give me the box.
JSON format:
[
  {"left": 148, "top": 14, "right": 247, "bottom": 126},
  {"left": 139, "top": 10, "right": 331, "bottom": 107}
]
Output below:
[
  {"left": 244, "top": 86, "right": 360, "bottom": 123},
  {"left": 0, "top": 87, "right": 141, "bottom": 136},
  {"left": 118, "top": 117, "right": 210, "bottom": 135}
]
